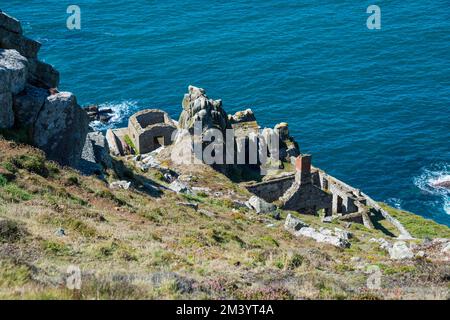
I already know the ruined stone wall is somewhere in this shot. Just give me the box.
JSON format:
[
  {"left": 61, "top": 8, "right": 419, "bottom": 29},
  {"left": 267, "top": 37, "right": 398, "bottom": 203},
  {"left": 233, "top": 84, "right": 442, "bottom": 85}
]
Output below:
[
  {"left": 136, "top": 124, "right": 175, "bottom": 154},
  {"left": 244, "top": 162, "right": 412, "bottom": 239},
  {"left": 280, "top": 181, "right": 332, "bottom": 214},
  {"left": 317, "top": 168, "right": 412, "bottom": 238},
  {"left": 245, "top": 174, "right": 295, "bottom": 203},
  {"left": 135, "top": 111, "right": 165, "bottom": 128}
]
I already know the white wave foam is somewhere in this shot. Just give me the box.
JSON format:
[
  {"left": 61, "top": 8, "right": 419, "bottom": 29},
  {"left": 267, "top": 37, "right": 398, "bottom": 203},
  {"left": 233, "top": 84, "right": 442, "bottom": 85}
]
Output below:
[
  {"left": 413, "top": 163, "right": 450, "bottom": 215},
  {"left": 386, "top": 197, "right": 403, "bottom": 209},
  {"left": 89, "top": 100, "right": 139, "bottom": 131}
]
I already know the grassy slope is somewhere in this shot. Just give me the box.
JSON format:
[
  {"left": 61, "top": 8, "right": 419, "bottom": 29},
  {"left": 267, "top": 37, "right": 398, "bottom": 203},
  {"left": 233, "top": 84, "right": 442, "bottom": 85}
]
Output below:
[{"left": 0, "top": 138, "right": 449, "bottom": 300}]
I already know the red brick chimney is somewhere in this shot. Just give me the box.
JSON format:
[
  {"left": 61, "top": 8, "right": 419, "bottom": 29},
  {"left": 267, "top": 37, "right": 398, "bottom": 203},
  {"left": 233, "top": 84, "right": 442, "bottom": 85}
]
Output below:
[{"left": 295, "top": 155, "right": 312, "bottom": 184}]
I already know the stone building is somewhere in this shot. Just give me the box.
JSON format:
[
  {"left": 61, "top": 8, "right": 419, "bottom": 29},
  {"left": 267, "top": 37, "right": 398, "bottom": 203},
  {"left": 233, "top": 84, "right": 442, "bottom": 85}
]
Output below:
[
  {"left": 106, "top": 109, "right": 177, "bottom": 155},
  {"left": 279, "top": 155, "right": 332, "bottom": 215},
  {"left": 128, "top": 109, "right": 177, "bottom": 154}
]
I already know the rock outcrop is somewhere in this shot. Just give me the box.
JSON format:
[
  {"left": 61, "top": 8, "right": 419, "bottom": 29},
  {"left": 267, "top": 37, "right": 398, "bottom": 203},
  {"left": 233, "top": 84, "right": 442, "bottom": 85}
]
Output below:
[
  {"left": 433, "top": 180, "right": 450, "bottom": 189},
  {"left": 284, "top": 214, "right": 351, "bottom": 248},
  {"left": 178, "top": 85, "right": 230, "bottom": 134},
  {"left": 33, "top": 92, "right": 90, "bottom": 167},
  {"left": 12, "top": 84, "right": 48, "bottom": 127},
  {"left": 275, "top": 122, "right": 300, "bottom": 162},
  {"left": 246, "top": 195, "right": 277, "bottom": 214},
  {"left": 229, "top": 108, "right": 256, "bottom": 124},
  {"left": 0, "top": 48, "right": 28, "bottom": 127},
  {"left": 0, "top": 12, "right": 109, "bottom": 174}
]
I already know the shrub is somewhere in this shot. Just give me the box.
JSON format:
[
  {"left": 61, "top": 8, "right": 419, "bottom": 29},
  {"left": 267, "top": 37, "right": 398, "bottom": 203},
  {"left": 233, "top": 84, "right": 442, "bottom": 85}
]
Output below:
[
  {"left": 3, "top": 183, "right": 32, "bottom": 201},
  {"left": 65, "top": 175, "right": 79, "bottom": 186},
  {"left": 0, "top": 174, "right": 7, "bottom": 187},
  {"left": 287, "top": 253, "right": 304, "bottom": 270},
  {"left": 0, "top": 260, "right": 31, "bottom": 287},
  {"left": 41, "top": 240, "right": 72, "bottom": 256},
  {"left": 12, "top": 154, "right": 48, "bottom": 177},
  {"left": 0, "top": 219, "right": 26, "bottom": 243}
]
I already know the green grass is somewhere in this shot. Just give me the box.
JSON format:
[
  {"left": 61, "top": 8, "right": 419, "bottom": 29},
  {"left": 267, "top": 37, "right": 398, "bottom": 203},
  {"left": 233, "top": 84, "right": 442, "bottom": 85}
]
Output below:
[
  {"left": 0, "top": 174, "right": 7, "bottom": 187},
  {"left": 0, "top": 260, "right": 31, "bottom": 287},
  {"left": 380, "top": 203, "right": 450, "bottom": 238},
  {"left": 124, "top": 135, "right": 138, "bottom": 155},
  {"left": 1, "top": 183, "right": 32, "bottom": 202},
  {"left": 39, "top": 214, "right": 97, "bottom": 238},
  {"left": 0, "top": 219, "right": 25, "bottom": 243},
  {"left": 41, "top": 240, "right": 73, "bottom": 256}
]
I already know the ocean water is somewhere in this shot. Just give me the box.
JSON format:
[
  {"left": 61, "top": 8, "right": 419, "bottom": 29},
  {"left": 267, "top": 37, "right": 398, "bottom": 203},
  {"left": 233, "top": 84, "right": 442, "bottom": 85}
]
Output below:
[{"left": 3, "top": 1, "right": 450, "bottom": 226}]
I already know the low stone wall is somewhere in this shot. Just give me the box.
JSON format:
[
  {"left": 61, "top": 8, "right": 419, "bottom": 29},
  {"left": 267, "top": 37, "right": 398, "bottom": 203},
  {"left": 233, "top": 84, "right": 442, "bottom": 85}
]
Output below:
[
  {"left": 245, "top": 163, "right": 412, "bottom": 239},
  {"left": 317, "top": 168, "right": 412, "bottom": 239},
  {"left": 245, "top": 174, "right": 295, "bottom": 203}
]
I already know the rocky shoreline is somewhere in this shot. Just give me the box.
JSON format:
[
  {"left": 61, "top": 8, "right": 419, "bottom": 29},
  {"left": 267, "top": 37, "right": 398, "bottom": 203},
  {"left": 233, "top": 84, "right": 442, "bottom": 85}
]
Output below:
[
  {"left": 0, "top": 12, "right": 110, "bottom": 175},
  {"left": 0, "top": 11, "right": 449, "bottom": 300}
]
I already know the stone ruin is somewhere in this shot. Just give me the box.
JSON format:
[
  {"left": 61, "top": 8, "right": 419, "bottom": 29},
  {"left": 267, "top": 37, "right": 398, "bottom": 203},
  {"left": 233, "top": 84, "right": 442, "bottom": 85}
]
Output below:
[
  {"left": 246, "top": 154, "right": 412, "bottom": 239},
  {"left": 106, "top": 109, "right": 177, "bottom": 156},
  {"left": 280, "top": 155, "right": 332, "bottom": 215}
]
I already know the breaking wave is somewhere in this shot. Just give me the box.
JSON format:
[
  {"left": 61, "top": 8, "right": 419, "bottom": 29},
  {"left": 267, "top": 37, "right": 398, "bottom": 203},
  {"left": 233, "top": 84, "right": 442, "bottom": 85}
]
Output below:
[
  {"left": 413, "top": 163, "right": 450, "bottom": 215},
  {"left": 386, "top": 197, "right": 403, "bottom": 210},
  {"left": 89, "top": 100, "right": 140, "bottom": 131}
]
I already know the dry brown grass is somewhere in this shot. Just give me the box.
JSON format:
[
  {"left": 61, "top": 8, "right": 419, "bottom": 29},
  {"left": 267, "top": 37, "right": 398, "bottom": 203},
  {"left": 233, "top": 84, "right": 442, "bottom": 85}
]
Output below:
[{"left": 0, "top": 138, "right": 448, "bottom": 300}]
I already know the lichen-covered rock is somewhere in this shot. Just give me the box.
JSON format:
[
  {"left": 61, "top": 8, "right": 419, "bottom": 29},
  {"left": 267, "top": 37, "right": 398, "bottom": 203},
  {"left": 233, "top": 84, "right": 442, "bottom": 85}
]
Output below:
[
  {"left": 389, "top": 241, "right": 414, "bottom": 260},
  {"left": 0, "top": 92, "right": 13, "bottom": 128},
  {"left": 109, "top": 181, "right": 131, "bottom": 190},
  {"left": 284, "top": 214, "right": 309, "bottom": 232},
  {"left": 0, "top": 49, "right": 28, "bottom": 94},
  {"left": 12, "top": 84, "right": 48, "bottom": 127},
  {"left": 178, "top": 85, "right": 229, "bottom": 133},
  {"left": 296, "top": 227, "right": 351, "bottom": 248},
  {"left": 168, "top": 180, "right": 192, "bottom": 194},
  {"left": 370, "top": 237, "right": 392, "bottom": 250},
  {"left": 334, "top": 228, "right": 352, "bottom": 240},
  {"left": 275, "top": 122, "right": 290, "bottom": 140},
  {"left": 274, "top": 122, "right": 300, "bottom": 162},
  {"left": 0, "top": 12, "right": 23, "bottom": 34},
  {"left": 229, "top": 108, "right": 256, "bottom": 124},
  {"left": 88, "top": 131, "right": 112, "bottom": 168},
  {"left": 247, "top": 195, "right": 277, "bottom": 214},
  {"left": 32, "top": 92, "right": 89, "bottom": 168},
  {"left": 79, "top": 131, "right": 112, "bottom": 175}
]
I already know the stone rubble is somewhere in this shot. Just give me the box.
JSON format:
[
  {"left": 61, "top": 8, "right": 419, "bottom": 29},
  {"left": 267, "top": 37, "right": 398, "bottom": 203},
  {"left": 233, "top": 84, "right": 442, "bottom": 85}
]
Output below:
[
  {"left": 109, "top": 180, "right": 131, "bottom": 190},
  {"left": 284, "top": 214, "right": 351, "bottom": 248},
  {"left": 168, "top": 180, "right": 192, "bottom": 194},
  {"left": 246, "top": 195, "right": 277, "bottom": 214},
  {"left": 389, "top": 241, "right": 414, "bottom": 260}
]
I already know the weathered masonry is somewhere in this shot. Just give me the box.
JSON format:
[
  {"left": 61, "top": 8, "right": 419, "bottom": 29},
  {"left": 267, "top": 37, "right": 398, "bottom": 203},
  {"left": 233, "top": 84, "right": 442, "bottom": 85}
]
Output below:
[
  {"left": 245, "top": 155, "right": 412, "bottom": 239},
  {"left": 106, "top": 109, "right": 177, "bottom": 155},
  {"left": 128, "top": 109, "right": 177, "bottom": 154},
  {"left": 280, "top": 155, "right": 332, "bottom": 215}
]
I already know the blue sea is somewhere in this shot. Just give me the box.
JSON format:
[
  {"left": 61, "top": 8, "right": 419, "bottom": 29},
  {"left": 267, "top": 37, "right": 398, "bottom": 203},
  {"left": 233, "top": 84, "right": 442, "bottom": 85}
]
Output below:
[{"left": 3, "top": 1, "right": 450, "bottom": 226}]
